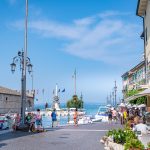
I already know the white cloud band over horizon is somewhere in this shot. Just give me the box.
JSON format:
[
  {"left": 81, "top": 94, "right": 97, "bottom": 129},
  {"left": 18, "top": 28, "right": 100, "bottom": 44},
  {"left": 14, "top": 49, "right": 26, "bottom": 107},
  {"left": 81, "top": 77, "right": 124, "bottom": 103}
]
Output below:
[{"left": 10, "top": 10, "right": 142, "bottom": 65}]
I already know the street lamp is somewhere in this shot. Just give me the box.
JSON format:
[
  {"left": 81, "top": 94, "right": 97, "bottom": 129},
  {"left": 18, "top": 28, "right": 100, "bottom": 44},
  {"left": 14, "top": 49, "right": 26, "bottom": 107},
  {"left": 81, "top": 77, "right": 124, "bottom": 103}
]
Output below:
[
  {"left": 10, "top": 62, "right": 16, "bottom": 73},
  {"left": 27, "top": 63, "right": 33, "bottom": 74},
  {"left": 10, "top": 50, "right": 33, "bottom": 124},
  {"left": 10, "top": 0, "right": 31, "bottom": 125}
]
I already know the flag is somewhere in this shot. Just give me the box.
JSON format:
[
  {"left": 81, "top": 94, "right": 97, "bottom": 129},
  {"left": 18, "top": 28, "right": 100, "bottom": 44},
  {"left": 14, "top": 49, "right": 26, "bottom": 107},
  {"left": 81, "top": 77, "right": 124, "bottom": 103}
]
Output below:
[
  {"left": 53, "top": 89, "right": 55, "bottom": 94},
  {"left": 58, "top": 89, "right": 60, "bottom": 92},
  {"left": 36, "top": 89, "right": 39, "bottom": 95},
  {"left": 42, "top": 88, "right": 45, "bottom": 95},
  {"left": 62, "top": 88, "right": 65, "bottom": 92}
]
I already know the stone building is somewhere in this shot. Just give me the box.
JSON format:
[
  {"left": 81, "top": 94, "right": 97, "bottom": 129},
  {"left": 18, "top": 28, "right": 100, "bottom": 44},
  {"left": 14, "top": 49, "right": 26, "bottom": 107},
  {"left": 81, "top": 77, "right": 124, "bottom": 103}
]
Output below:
[
  {"left": 137, "top": 0, "right": 150, "bottom": 84},
  {"left": 0, "top": 86, "right": 34, "bottom": 114},
  {"left": 136, "top": 0, "right": 150, "bottom": 109},
  {"left": 122, "top": 61, "right": 147, "bottom": 98}
]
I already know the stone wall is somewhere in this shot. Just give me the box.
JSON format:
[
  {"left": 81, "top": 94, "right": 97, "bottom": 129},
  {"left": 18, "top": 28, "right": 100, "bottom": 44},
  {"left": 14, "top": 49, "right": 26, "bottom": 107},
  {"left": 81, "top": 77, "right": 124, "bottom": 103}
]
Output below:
[{"left": 0, "top": 93, "right": 34, "bottom": 114}]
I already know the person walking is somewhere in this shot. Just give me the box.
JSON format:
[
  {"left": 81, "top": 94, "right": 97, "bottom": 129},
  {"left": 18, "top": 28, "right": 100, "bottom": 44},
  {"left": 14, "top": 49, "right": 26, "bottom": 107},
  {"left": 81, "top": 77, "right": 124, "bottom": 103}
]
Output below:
[
  {"left": 108, "top": 110, "right": 112, "bottom": 124},
  {"left": 123, "top": 109, "right": 128, "bottom": 124},
  {"left": 73, "top": 108, "right": 78, "bottom": 126},
  {"left": 112, "top": 108, "right": 117, "bottom": 123},
  {"left": 51, "top": 108, "right": 57, "bottom": 128},
  {"left": 13, "top": 113, "right": 20, "bottom": 131},
  {"left": 119, "top": 107, "right": 124, "bottom": 125},
  {"left": 35, "top": 109, "right": 42, "bottom": 131}
]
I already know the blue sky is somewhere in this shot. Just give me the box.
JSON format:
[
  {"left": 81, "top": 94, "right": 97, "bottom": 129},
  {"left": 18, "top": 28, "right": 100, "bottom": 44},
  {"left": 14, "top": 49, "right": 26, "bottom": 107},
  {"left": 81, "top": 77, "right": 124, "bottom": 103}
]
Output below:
[{"left": 0, "top": 0, "right": 143, "bottom": 105}]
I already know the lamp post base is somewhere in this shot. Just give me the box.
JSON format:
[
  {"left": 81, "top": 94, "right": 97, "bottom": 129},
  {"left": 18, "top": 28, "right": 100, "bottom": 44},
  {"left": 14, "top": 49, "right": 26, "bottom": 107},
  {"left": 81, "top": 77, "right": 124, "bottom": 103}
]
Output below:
[{"left": 17, "top": 123, "right": 29, "bottom": 131}]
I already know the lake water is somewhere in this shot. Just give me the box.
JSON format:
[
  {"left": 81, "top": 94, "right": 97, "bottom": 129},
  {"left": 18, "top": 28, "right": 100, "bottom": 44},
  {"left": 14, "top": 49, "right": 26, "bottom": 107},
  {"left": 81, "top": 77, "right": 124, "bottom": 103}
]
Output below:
[{"left": 34, "top": 103, "right": 105, "bottom": 127}]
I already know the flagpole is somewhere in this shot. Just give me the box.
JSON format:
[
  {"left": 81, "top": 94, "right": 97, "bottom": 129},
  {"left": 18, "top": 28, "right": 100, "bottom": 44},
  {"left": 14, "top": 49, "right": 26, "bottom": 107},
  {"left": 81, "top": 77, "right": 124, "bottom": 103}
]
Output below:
[{"left": 74, "top": 69, "right": 76, "bottom": 95}]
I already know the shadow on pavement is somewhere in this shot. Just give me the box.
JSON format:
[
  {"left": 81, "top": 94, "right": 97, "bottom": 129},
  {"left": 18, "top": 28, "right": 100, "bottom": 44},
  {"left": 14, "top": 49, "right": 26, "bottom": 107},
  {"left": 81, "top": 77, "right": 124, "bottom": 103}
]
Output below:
[
  {"left": 59, "top": 136, "right": 69, "bottom": 139},
  {"left": 0, "top": 143, "right": 7, "bottom": 148},
  {"left": 0, "top": 127, "right": 64, "bottom": 142}
]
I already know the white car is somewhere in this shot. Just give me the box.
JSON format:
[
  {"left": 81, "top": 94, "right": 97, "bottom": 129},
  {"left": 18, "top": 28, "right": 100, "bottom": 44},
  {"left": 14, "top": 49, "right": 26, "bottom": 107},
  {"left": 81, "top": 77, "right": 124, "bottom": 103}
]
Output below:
[{"left": 0, "top": 115, "right": 9, "bottom": 130}]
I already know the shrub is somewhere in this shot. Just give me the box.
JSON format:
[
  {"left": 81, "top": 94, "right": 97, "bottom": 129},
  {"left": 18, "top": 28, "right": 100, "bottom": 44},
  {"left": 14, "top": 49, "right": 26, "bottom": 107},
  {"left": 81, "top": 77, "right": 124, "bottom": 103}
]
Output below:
[
  {"left": 147, "top": 142, "right": 150, "bottom": 148},
  {"left": 107, "top": 128, "right": 137, "bottom": 145},
  {"left": 124, "top": 139, "right": 144, "bottom": 150}
]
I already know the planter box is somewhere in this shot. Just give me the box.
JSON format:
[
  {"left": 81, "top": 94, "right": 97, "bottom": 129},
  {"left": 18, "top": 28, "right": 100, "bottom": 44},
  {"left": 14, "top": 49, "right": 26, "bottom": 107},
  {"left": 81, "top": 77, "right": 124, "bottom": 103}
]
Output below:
[{"left": 107, "top": 141, "right": 124, "bottom": 150}]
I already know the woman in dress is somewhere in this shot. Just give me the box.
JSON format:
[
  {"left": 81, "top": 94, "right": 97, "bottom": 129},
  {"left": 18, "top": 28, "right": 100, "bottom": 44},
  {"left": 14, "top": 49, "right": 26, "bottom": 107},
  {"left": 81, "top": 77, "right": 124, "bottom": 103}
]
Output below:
[{"left": 73, "top": 108, "right": 78, "bottom": 126}]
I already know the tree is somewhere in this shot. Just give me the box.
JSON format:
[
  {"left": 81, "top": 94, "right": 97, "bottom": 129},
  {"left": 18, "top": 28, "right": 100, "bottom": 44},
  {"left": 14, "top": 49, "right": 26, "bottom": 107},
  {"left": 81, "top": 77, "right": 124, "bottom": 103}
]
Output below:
[{"left": 66, "top": 95, "right": 84, "bottom": 108}]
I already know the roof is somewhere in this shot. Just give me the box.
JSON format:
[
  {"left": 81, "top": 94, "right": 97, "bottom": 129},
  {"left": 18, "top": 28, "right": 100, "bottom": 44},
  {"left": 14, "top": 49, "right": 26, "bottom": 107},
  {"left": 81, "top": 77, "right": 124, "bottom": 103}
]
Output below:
[
  {"left": 0, "top": 86, "right": 20, "bottom": 96},
  {"left": 136, "top": 0, "right": 148, "bottom": 16},
  {"left": 0, "top": 86, "right": 33, "bottom": 98},
  {"left": 121, "top": 61, "right": 145, "bottom": 78},
  {"left": 130, "top": 61, "right": 145, "bottom": 72},
  {"left": 121, "top": 72, "right": 129, "bottom": 78}
]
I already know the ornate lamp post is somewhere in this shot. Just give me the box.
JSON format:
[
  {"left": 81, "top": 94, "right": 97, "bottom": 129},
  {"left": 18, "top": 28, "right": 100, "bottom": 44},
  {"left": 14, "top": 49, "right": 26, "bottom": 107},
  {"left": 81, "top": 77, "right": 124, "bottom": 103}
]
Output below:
[
  {"left": 10, "top": 0, "right": 32, "bottom": 125},
  {"left": 10, "top": 51, "right": 33, "bottom": 124}
]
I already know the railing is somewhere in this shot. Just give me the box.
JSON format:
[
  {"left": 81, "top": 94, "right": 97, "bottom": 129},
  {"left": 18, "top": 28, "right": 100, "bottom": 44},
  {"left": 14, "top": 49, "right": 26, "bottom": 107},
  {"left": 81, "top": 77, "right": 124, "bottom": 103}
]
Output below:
[{"left": 147, "top": 70, "right": 150, "bottom": 79}]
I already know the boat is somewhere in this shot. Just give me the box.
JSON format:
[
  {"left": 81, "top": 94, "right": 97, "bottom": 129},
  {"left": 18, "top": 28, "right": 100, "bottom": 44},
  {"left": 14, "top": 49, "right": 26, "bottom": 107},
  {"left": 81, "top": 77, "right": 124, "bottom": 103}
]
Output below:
[
  {"left": 78, "top": 116, "right": 92, "bottom": 124},
  {"left": 68, "top": 115, "right": 92, "bottom": 125},
  {"left": 94, "top": 106, "right": 109, "bottom": 122},
  {"left": 0, "top": 115, "right": 9, "bottom": 130},
  {"left": 91, "top": 118, "right": 102, "bottom": 122}
]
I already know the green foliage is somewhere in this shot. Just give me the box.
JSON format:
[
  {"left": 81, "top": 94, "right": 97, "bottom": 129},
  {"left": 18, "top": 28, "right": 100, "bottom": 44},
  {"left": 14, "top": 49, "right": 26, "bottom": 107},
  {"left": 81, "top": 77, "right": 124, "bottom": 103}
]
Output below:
[
  {"left": 147, "top": 142, "right": 150, "bottom": 148},
  {"left": 107, "top": 128, "right": 137, "bottom": 145},
  {"left": 66, "top": 95, "right": 84, "bottom": 108},
  {"left": 129, "top": 96, "right": 147, "bottom": 105},
  {"left": 125, "top": 89, "right": 147, "bottom": 105},
  {"left": 136, "top": 96, "right": 146, "bottom": 105},
  {"left": 124, "top": 139, "right": 144, "bottom": 150},
  {"left": 126, "top": 89, "right": 139, "bottom": 97},
  {"left": 106, "top": 126, "right": 145, "bottom": 149}
]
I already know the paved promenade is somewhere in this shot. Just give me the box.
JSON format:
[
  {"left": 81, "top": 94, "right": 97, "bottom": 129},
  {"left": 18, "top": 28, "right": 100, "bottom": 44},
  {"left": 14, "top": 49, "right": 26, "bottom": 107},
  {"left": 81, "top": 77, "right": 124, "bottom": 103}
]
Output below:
[{"left": 0, "top": 122, "right": 122, "bottom": 150}]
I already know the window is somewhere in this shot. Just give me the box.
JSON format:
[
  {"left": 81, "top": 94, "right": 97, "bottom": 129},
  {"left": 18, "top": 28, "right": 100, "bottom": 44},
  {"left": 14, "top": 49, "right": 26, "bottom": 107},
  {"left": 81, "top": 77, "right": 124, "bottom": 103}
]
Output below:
[
  {"left": 145, "top": 10, "right": 146, "bottom": 16},
  {"left": 6, "top": 97, "right": 8, "bottom": 103},
  {"left": 28, "top": 100, "right": 32, "bottom": 107},
  {"left": 145, "top": 27, "right": 147, "bottom": 43}
]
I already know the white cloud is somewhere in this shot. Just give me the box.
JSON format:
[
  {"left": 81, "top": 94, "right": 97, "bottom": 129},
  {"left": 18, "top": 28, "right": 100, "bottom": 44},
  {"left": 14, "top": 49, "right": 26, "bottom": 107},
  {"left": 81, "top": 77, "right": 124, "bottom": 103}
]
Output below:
[
  {"left": 74, "top": 16, "right": 95, "bottom": 26},
  {"left": 7, "top": 0, "right": 16, "bottom": 5},
  {"left": 29, "top": 20, "right": 85, "bottom": 39},
  {"left": 10, "top": 11, "right": 142, "bottom": 64},
  {"left": 98, "top": 11, "right": 131, "bottom": 19}
]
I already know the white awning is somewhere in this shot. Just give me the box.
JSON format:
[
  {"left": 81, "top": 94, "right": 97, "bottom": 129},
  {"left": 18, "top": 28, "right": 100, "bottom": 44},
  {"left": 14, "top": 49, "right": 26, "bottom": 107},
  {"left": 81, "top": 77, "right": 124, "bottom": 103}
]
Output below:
[
  {"left": 136, "top": 88, "right": 150, "bottom": 96},
  {"left": 138, "top": 104, "right": 146, "bottom": 108},
  {"left": 124, "top": 95, "right": 140, "bottom": 102},
  {"left": 124, "top": 88, "right": 150, "bottom": 102},
  {"left": 118, "top": 103, "right": 126, "bottom": 107}
]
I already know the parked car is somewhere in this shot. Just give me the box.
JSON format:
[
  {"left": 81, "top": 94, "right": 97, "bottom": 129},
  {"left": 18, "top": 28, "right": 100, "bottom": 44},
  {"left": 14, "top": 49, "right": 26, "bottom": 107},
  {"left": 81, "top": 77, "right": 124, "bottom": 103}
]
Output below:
[{"left": 0, "top": 115, "right": 9, "bottom": 130}]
